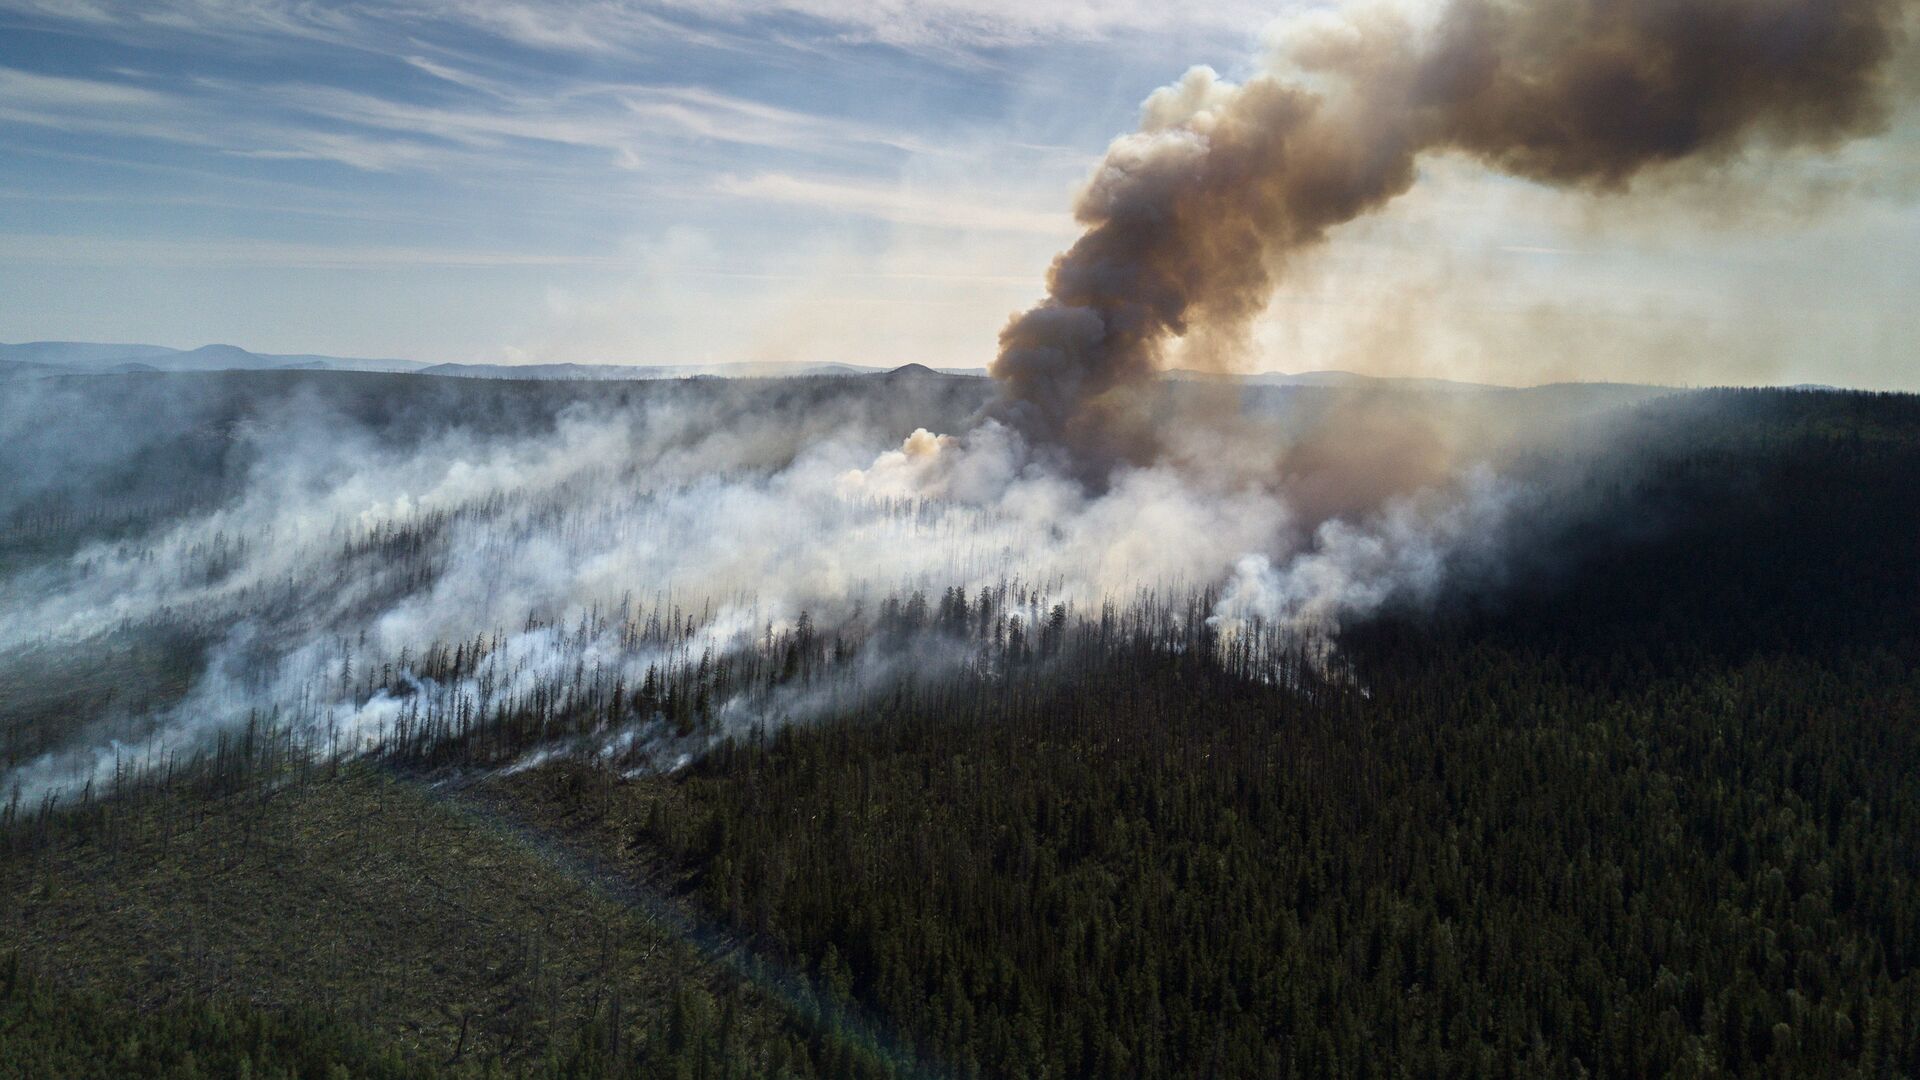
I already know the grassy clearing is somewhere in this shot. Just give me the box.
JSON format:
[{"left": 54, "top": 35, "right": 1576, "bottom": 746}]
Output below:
[{"left": 0, "top": 763, "right": 844, "bottom": 1075}]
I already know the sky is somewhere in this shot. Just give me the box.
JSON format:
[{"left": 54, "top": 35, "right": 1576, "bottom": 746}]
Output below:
[{"left": 1, "top": 0, "right": 1917, "bottom": 388}]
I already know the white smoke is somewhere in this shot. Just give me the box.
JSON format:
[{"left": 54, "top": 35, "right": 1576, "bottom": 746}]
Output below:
[
  {"left": 0, "top": 373, "right": 1542, "bottom": 805},
  {"left": 1209, "top": 466, "right": 1520, "bottom": 662}
]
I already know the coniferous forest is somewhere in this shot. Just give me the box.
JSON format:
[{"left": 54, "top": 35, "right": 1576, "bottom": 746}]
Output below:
[{"left": 4, "top": 374, "right": 1919, "bottom": 1077}]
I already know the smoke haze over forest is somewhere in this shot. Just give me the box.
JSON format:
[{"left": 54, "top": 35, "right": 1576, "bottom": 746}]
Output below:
[
  {"left": 6, "top": 0, "right": 1920, "bottom": 802},
  {"left": 0, "top": 369, "right": 1649, "bottom": 801}
]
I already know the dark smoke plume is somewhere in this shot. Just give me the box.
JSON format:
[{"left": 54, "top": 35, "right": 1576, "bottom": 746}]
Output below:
[{"left": 990, "top": 0, "right": 1913, "bottom": 465}]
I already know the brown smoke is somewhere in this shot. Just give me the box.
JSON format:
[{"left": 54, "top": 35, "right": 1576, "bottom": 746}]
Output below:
[{"left": 990, "top": 0, "right": 1913, "bottom": 469}]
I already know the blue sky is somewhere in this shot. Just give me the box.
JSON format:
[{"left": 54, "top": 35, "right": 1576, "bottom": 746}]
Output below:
[{"left": 2, "top": 0, "right": 1916, "bottom": 387}]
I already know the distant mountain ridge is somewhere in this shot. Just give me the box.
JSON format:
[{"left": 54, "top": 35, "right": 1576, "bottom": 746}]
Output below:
[
  {"left": 2, "top": 340, "right": 1669, "bottom": 395},
  {"left": 0, "top": 341, "right": 426, "bottom": 376},
  {"left": 0, "top": 342, "right": 988, "bottom": 382},
  {"left": 415, "top": 360, "right": 899, "bottom": 381}
]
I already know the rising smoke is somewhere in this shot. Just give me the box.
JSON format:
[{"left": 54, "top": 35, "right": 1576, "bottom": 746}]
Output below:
[{"left": 991, "top": 0, "right": 1913, "bottom": 463}]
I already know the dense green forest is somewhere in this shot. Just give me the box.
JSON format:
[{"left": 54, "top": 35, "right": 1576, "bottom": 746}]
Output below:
[{"left": 5, "top": 381, "right": 1919, "bottom": 1075}]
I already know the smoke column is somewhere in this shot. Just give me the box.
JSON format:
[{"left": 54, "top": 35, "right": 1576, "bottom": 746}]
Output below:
[{"left": 991, "top": 0, "right": 1912, "bottom": 465}]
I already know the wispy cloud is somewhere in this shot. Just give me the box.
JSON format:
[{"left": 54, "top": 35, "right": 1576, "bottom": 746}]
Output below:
[
  {"left": 426, "top": 0, "right": 747, "bottom": 54},
  {"left": 0, "top": 0, "right": 366, "bottom": 50},
  {"left": 619, "top": 84, "right": 945, "bottom": 155},
  {"left": 661, "top": 0, "right": 1277, "bottom": 48},
  {"left": 261, "top": 77, "right": 932, "bottom": 162},
  {"left": 0, "top": 64, "right": 469, "bottom": 171},
  {"left": 0, "top": 52, "right": 936, "bottom": 179},
  {"left": 0, "top": 65, "right": 166, "bottom": 108},
  {"left": 2, "top": 0, "right": 1271, "bottom": 53}
]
